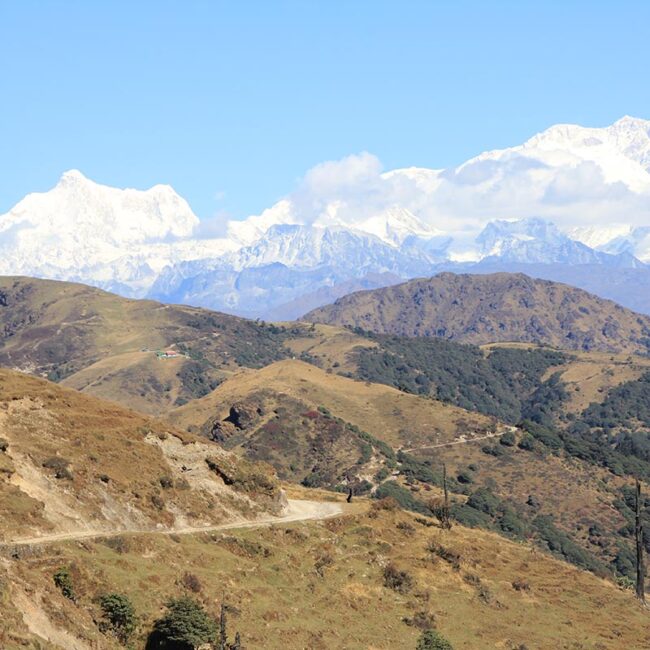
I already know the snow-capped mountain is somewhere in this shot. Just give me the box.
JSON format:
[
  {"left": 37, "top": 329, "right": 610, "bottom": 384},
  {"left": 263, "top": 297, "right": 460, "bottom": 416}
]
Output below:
[
  {"left": 2, "top": 116, "right": 650, "bottom": 316},
  {"left": 0, "top": 170, "right": 236, "bottom": 296},
  {"left": 474, "top": 218, "right": 641, "bottom": 267}
]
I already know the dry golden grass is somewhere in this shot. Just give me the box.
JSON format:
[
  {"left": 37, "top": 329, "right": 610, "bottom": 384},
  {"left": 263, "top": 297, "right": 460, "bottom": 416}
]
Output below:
[
  {"left": 2, "top": 503, "right": 648, "bottom": 649},
  {"left": 281, "top": 322, "right": 377, "bottom": 372},
  {"left": 552, "top": 350, "right": 650, "bottom": 414},
  {"left": 0, "top": 368, "right": 280, "bottom": 542},
  {"left": 169, "top": 359, "right": 493, "bottom": 448}
]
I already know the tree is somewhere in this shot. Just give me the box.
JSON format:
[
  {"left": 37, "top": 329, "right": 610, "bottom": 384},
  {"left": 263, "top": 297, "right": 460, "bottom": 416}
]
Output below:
[
  {"left": 99, "top": 593, "right": 137, "bottom": 645},
  {"left": 148, "top": 597, "right": 216, "bottom": 650},
  {"left": 416, "top": 629, "right": 454, "bottom": 650}
]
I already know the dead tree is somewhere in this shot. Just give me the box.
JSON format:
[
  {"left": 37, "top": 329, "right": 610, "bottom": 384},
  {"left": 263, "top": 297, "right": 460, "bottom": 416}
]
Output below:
[
  {"left": 441, "top": 463, "right": 452, "bottom": 529},
  {"left": 219, "top": 602, "right": 228, "bottom": 650},
  {"left": 636, "top": 479, "right": 646, "bottom": 603},
  {"left": 429, "top": 464, "right": 453, "bottom": 530}
]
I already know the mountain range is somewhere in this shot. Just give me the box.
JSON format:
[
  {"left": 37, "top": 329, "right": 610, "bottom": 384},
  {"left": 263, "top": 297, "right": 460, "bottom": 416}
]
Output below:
[{"left": 2, "top": 116, "right": 650, "bottom": 317}]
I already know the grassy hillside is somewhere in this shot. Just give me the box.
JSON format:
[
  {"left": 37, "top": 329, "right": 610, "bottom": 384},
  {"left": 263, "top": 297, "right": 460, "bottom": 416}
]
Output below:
[
  {"left": 305, "top": 272, "right": 650, "bottom": 355},
  {"left": 0, "top": 276, "right": 300, "bottom": 412},
  {"left": 0, "top": 367, "right": 283, "bottom": 542},
  {"left": 169, "top": 360, "right": 494, "bottom": 449},
  {"left": 2, "top": 495, "right": 649, "bottom": 649}
]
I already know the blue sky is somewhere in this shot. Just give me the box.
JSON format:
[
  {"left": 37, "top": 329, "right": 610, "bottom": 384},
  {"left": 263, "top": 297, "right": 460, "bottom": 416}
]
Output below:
[{"left": 1, "top": 0, "right": 649, "bottom": 220}]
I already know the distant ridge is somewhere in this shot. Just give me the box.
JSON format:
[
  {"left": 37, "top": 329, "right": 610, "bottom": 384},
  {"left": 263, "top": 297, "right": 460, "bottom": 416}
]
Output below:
[{"left": 304, "top": 272, "right": 650, "bottom": 355}]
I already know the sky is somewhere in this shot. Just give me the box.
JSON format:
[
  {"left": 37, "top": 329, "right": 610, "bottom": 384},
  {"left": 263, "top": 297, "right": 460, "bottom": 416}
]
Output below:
[{"left": 1, "top": 0, "right": 649, "bottom": 221}]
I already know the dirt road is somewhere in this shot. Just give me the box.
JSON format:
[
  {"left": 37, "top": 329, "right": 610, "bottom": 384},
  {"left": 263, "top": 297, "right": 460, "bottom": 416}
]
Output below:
[{"left": 2, "top": 499, "right": 344, "bottom": 548}]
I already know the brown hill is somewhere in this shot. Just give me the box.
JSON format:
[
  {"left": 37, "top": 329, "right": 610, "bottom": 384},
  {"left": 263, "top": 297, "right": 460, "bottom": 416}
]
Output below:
[
  {"left": 166, "top": 360, "right": 496, "bottom": 493},
  {"left": 0, "top": 276, "right": 295, "bottom": 413},
  {"left": 305, "top": 272, "right": 650, "bottom": 354},
  {"left": 0, "top": 367, "right": 284, "bottom": 543}
]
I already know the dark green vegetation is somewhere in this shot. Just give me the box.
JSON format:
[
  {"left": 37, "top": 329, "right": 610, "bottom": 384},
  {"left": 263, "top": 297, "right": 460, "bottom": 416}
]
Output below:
[
  {"left": 99, "top": 593, "right": 137, "bottom": 645},
  {"left": 53, "top": 566, "right": 76, "bottom": 601},
  {"left": 351, "top": 331, "right": 568, "bottom": 422},
  {"left": 417, "top": 629, "right": 454, "bottom": 650},
  {"left": 147, "top": 597, "right": 217, "bottom": 650}
]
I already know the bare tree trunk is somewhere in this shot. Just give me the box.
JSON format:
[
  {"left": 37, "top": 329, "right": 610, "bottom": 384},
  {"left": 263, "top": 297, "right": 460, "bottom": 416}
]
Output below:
[
  {"left": 636, "top": 479, "right": 645, "bottom": 603},
  {"left": 442, "top": 463, "right": 451, "bottom": 530},
  {"left": 220, "top": 602, "right": 228, "bottom": 650}
]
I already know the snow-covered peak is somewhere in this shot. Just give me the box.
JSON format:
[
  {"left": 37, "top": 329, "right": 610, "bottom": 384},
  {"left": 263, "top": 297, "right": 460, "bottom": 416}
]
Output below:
[
  {"left": 3, "top": 170, "right": 199, "bottom": 245},
  {"left": 459, "top": 116, "right": 650, "bottom": 192}
]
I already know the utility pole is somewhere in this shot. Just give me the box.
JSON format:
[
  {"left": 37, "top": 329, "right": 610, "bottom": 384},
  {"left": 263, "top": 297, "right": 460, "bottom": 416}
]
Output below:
[{"left": 635, "top": 479, "right": 645, "bottom": 604}]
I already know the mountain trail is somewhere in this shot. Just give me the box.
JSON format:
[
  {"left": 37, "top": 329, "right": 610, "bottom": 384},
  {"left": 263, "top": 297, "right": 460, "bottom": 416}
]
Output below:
[
  {"left": 402, "top": 426, "right": 516, "bottom": 453},
  {"left": 2, "top": 498, "right": 346, "bottom": 548}
]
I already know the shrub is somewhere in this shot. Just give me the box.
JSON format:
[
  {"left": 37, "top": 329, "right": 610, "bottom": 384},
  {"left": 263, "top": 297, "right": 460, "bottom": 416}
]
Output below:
[
  {"left": 481, "top": 444, "right": 505, "bottom": 457},
  {"left": 456, "top": 470, "right": 473, "bottom": 484},
  {"left": 0, "top": 438, "right": 8, "bottom": 453},
  {"left": 427, "top": 541, "right": 461, "bottom": 570},
  {"left": 416, "top": 629, "right": 454, "bottom": 650},
  {"left": 512, "top": 577, "right": 531, "bottom": 592},
  {"left": 43, "top": 456, "right": 73, "bottom": 480},
  {"left": 517, "top": 434, "right": 536, "bottom": 451},
  {"left": 383, "top": 562, "right": 414, "bottom": 593},
  {"left": 53, "top": 566, "right": 76, "bottom": 601},
  {"left": 373, "top": 482, "right": 430, "bottom": 516},
  {"left": 159, "top": 476, "right": 174, "bottom": 489},
  {"left": 148, "top": 597, "right": 217, "bottom": 650},
  {"left": 180, "top": 572, "right": 202, "bottom": 593},
  {"left": 396, "top": 521, "right": 416, "bottom": 536},
  {"left": 499, "top": 431, "right": 516, "bottom": 446},
  {"left": 99, "top": 593, "right": 137, "bottom": 644}
]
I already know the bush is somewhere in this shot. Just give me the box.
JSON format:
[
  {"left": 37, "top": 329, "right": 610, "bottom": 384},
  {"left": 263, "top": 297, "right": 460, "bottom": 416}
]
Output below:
[
  {"left": 43, "top": 456, "right": 73, "bottom": 480},
  {"left": 383, "top": 562, "right": 414, "bottom": 593},
  {"left": 517, "top": 434, "right": 536, "bottom": 451},
  {"left": 427, "top": 541, "right": 461, "bottom": 570},
  {"left": 180, "top": 572, "right": 203, "bottom": 593},
  {"left": 159, "top": 476, "right": 174, "bottom": 489},
  {"left": 0, "top": 438, "right": 8, "bottom": 453},
  {"left": 53, "top": 566, "right": 76, "bottom": 601},
  {"left": 499, "top": 431, "right": 516, "bottom": 446},
  {"left": 481, "top": 444, "right": 505, "bottom": 457},
  {"left": 456, "top": 470, "right": 473, "bottom": 484},
  {"left": 99, "top": 593, "right": 137, "bottom": 644},
  {"left": 416, "top": 629, "right": 454, "bottom": 650},
  {"left": 512, "top": 577, "right": 531, "bottom": 592},
  {"left": 374, "top": 481, "right": 430, "bottom": 516},
  {"left": 148, "top": 597, "right": 217, "bottom": 650}
]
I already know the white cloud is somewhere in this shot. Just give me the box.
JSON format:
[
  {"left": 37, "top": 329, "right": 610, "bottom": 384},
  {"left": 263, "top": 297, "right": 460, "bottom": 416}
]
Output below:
[{"left": 221, "top": 118, "right": 650, "bottom": 244}]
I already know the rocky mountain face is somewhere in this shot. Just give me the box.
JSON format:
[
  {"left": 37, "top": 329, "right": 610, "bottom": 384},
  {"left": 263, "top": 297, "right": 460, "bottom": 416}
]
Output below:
[
  {"left": 2, "top": 117, "right": 650, "bottom": 316},
  {"left": 305, "top": 272, "right": 650, "bottom": 355}
]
